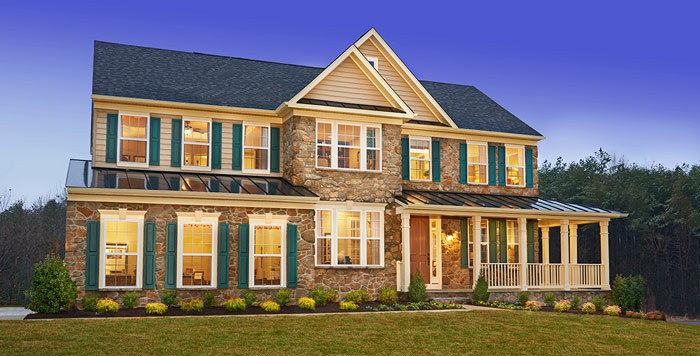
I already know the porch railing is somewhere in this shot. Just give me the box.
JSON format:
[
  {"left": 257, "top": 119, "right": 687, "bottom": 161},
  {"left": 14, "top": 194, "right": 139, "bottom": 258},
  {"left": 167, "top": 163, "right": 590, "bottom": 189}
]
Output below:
[
  {"left": 481, "top": 263, "right": 521, "bottom": 289},
  {"left": 527, "top": 263, "right": 563, "bottom": 288},
  {"left": 570, "top": 264, "right": 603, "bottom": 288}
]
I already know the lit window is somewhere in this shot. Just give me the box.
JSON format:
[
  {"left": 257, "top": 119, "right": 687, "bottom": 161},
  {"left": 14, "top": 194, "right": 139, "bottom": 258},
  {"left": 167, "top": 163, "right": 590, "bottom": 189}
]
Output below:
[
  {"left": 410, "top": 137, "right": 431, "bottom": 181},
  {"left": 316, "top": 122, "right": 332, "bottom": 168},
  {"left": 243, "top": 124, "right": 270, "bottom": 172},
  {"left": 478, "top": 219, "right": 489, "bottom": 264},
  {"left": 183, "top": 120, "right": 210, "bottom": 168},
  {"left": 177, "top": 212, "right": 220, "bottom": 288},
  {"left": 99, "top": 210, "right": 145, "bottom": 289},
  {"left": 315, "top": 121, "right": 381, "bottom": 171},
  {"left": 337, "top": 124, "right": 361, "bottom": 169},
  {"left": 506, "top": 146, "right": 525, "bottom": 187},
  {"left": 252, "top": 224, "right": 283, "bottom": 287},
  {"left": 467, "top": 218, "right": 474, "bottom": 267},
  {"left": 506, "top": 220, "right": 519, "bottom": 263},
  {"left": 366, "top": 127, "right": 380, "bottom": 171},
  {"left": 119, "top": 113, "right": 148, "bottom": 164},
  {"left": 315, "top": 207, "right": 384, "bottom": 267},
  {"left": 467, "top": 142, "right": 488, "bottom": 184}
]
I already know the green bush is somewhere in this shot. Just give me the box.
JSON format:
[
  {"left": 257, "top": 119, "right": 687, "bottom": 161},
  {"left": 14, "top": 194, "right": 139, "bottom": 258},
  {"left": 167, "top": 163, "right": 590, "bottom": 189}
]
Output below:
[
  {"left": 378, "top": 288, "right": 398, "bottom": 305},
  {"left": 554, "top": 300, "right": 571, "bottom": 313},
  {"left": 472, "top": 273, "right": 489, "bottom": 304},
  {"left": 326, "top": 289, "right": 339, "bottom": 303},
  {"left": 310, "top": 286, "right": 337, "bottom": 306},
  {"left": 240, "top": 290, "right": 257, "bottom": 307},
  {"left": 571, "top": 295, "right": 582, "bottom": 310},
  {"left": 181, "top": 298, "right": 204, "bottom": 313},
  {"left": 121, "top": 292, "right": 140, "bottom": 309},
  {"left": 339, "top": 301, "right": 358, "bottom": 311},
  {"left": 591, "top": 297, "right": 605, "bottom": 312},
  {"left": 518, "top": 291, "right": 529, "bottom": 306},
  {"left": 611, "top": 274, "right": 645, "bottom": 312},
  {"left": 544, "top": 293, "right": 556, "bottom": 308},
  {"left": 203, "top": 292, "right": 215, "bottom": 308},
  {"left": 260, "top": 300, "right": 280, "bottom": 313},
  {"left": 160, "top": 290, "right": 178, "bottom": 306},
  {"left": 407, "top": 271, "right": 427, "bottom": 303},
  {"left": 25, "top": 254, "right": 77, "bottom": 313},
  {"left": 96, "top": 298, "right": 119, "bottom": 313},
  {"left": 223, "top": 298, "right": 246, "bottom": 312},
  {"left": 82, "top": 293, "right": 98, "bottom": 312},
  {"left": 274, "top": 288, "right": 291, "bottom": 306},
  {"left": 298, "top": 297, "right": 316, "bottom": 310},
  {"left": 145, "top": 302, "right": 168, "bottom": 315},
  {"left": 345, "top": 290, "right": 371, "bottom": 304}
]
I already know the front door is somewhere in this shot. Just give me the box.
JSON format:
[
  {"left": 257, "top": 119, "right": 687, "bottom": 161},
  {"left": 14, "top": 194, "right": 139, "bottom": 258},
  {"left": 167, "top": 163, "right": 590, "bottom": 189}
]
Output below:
[{"left": 410, "top": 216, "right": 442, "bottom": 288}]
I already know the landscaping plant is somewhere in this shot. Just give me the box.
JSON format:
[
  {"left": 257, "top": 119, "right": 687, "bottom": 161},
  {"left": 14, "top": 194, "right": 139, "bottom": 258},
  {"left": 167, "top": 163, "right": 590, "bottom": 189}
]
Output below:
[
  {"left": 160, "top": 290, "right": 178, "bottom": 306},
  {"left": 472, "top": 273, "right": 489, "bottom": 304},
  {"left": 646, "top": 310, "right": 666, "bottom": 321},
  {"left": 581, "top": 302, "right": 596, "bottom": 314},
  {"left": 378, "top": 288, "right": 398, "bottom": 305},
  {"left": 82, "top": 293, "right": 98, "bottom": 312},
  {"left": 25, "top": 253, "right": 77, "bottom": 313},
  {"left": 203, "top": 292, "right": 216, "bottom": 308},
  {"left": 604, "top": 305, "right": 622, "bottom": 316},
  {"left": 543, "top": 293, "right": 556, "bottom": 308},
  {"left": 274, "top": 288, "right": 291, "bottom": 306},
  {"left": 571, "top": 295, "right": 581, "bottom": 310},
  {"left": 96, "top": 298, "right": 119, "bottom": 313},
  {"left": 591, "top": 297, "right": 605, "bottom": 312},
  {"left": 260, "top": 300, "right": 280, "bottom": 313},
  {"left": 180, "top": 298, "right": 204, "bottom": 313},
  {"left": 223, "top": 298, "right": 247, "bottom": 312},
  {"left": 121, "top": 292, "right": 140, "bottom": 309},
  {"left": 525, "top": 300, "right": 542, "bottom": 311},
  {"left": 339, "top": 301, "right": 358, "bottom": 311},
  {"left": 240, "top": 290, "right": 257, "bottom": 307},
  {"left": 407, "top": 271, "right": 428, "bottom": 303},
  {"left": 518, "top": 291, "right": 529, "bottom": 306},
  {"left": 554, "top": 300, "right": 571, "bottom": 312},
  {"left": 345, "top": 289, "right": 371, "bottom": 304},
  {"left": 611, "top": 274, "right": 645, "bottom": 312},
  {"left": 298, "top": 297, "right": 316, "bottom": 311},
  {"left": 309, "top": 287, "right": 336, "bottom": 306},
  {"left": 145, "top": 302, "right": 168, "bottom": 315}
]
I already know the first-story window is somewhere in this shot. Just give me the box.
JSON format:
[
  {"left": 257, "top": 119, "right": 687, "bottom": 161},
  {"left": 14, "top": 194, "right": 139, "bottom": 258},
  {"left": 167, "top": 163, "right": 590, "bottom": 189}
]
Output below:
[
  {"left": 315, "top": 207, "right": 384, "bottom": 267},
  {"left": 243, "top": 124, "right": 270, "bottom": 172},
  {"left": 119, "top": 113, "right": 149, "bottom": 165},
  {"left": 315, "top": 121, "right": 381, "bottom": 171},
  {"left": 506, "top": 220, "right": 519, "bottom": 263},
  {"left": 506, "top": 145, "right": 525, "bottom": 187},
  {"left": 467, "top": 142, "right": 488, "bottom": 184},
  {"left": 410, "top": 137, "right": 431, "bottom": 181},
  {"left": 99, "top": 210, "right": 146, "bottom": 288},
  {"left": 252, "top": 224, "right": 284, "bottom": 287},
  {"left": 467, "top": 218, "right": 474, "bottom": 267},
  {"left": 177, "top": 212, "right": 220, "bottom": 288},
  {"left": 183, "top": 119, "right": 210, "bottom": 168},
  {"left": 477, "top": 219, "right": 489, "bottom": 264}
]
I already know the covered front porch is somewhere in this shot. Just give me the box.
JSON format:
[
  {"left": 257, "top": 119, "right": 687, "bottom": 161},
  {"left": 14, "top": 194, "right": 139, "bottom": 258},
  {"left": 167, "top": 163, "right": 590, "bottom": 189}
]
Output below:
[{"left": 395, "top": 191, "right": 626, "bottom": 292}]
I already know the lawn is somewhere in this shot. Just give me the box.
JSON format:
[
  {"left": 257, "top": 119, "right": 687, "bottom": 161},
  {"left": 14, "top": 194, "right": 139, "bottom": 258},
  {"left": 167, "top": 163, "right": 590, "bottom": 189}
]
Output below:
[{"left": 1, "top": 310, "right": 698, "bottom": 355}]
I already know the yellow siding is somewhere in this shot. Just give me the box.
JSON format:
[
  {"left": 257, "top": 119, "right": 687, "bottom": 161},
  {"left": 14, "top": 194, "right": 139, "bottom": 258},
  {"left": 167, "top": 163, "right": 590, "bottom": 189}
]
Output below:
[
  {"left": 93, "top": 110, "right": 109, "bottom": 164},
  {"left": 305, "top": 58, "right": 393, "bottom": 107},
  {"left": 358, "top": 41, "right": 440, "bottom": 123},
  {"left": 221, "top": 121, "right": 233, "bottom": 171},
  {"left": 160, "top": 117, "right": 172, "bottom": 166}
]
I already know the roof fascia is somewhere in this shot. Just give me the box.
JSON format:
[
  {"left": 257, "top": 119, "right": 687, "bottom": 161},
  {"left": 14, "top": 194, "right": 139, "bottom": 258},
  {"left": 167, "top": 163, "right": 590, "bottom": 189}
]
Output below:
[
  {"left": 398, "top": 203, "right": 628, "bottom": 219},
  {"left": 401, "top": 123, "right": 545, "bottom": 144}
]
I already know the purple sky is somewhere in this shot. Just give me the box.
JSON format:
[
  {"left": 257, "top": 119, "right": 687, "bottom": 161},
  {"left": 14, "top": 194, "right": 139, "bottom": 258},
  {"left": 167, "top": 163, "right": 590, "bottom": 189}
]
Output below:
[{"left": 1, "top": 1, "right": 699, "bottom": 203}]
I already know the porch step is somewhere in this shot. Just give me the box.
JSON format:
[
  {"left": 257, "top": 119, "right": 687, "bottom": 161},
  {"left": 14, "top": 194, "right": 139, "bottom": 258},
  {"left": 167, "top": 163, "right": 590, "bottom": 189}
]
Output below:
[{"left": 426, "top": 290, "right": 472, "bottom": 304}]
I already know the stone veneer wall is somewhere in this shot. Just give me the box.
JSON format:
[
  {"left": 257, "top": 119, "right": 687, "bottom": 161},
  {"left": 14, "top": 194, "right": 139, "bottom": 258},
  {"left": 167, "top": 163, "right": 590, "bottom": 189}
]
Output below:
[
  {"left": 66, "top": 201, "right": 401, "bottom": 307},
  {"left": 441, "top": 217, "right": 472, "bottom": 289}
]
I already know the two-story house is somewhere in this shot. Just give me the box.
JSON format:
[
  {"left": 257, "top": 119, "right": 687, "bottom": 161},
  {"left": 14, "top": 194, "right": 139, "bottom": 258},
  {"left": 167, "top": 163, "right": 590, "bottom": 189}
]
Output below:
[{"left": 65, "top": 29, "right": 625, "bottom": 305}]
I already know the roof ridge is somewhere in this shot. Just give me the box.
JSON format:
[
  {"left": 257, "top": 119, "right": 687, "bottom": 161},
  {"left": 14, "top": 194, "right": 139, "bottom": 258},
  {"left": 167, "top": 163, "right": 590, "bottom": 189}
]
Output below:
[{"left": 419, "top": 79, "right": 475, "bottom": 88}]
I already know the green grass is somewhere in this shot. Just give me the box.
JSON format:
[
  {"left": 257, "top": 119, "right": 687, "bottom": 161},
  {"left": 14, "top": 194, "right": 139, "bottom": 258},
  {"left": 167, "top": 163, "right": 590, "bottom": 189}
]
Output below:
[{"left": 1, "top": 311, "right": 699, "bottom": 355}]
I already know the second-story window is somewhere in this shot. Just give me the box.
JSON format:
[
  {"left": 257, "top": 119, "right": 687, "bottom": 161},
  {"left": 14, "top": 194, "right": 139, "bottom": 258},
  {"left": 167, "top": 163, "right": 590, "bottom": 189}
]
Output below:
[
  {"left": 409, "top": 137, "right": 431, "bottom": 181},
  {"left": 119, "top": 113, "right": 149, "bottom": 165},
  {"left": 315, "top": 121, "right": 381, "bottom": 171},
  {"left": 467, "top": 142, "right": 488, "bottom": 184},
  {"left": 183, "top": 120, "right": 210, "bottom": 168},
  {"left": 505, "top": 145, "right": 525, "bottom": 187},
  {"left": 243, "top": 124, "right": 270, "bottom": 172}
]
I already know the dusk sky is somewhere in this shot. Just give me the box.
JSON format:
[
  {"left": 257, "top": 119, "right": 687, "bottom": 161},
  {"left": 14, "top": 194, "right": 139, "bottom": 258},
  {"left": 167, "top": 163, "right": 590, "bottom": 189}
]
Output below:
[{"left": 1, "top": 1, "right": 698, "bottom": 203}]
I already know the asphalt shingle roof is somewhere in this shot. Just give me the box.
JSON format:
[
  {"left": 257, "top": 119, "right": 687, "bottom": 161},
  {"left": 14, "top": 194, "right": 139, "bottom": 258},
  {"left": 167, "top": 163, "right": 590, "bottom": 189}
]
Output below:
[{"left": 93, "top": 41, "right": 542, "bottom": 137}]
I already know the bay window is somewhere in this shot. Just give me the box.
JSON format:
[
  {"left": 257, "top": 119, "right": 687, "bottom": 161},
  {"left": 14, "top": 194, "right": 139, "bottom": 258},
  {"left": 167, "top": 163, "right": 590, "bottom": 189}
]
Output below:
[
  {"left": 506, "top": 145, "right": 525, "bottom": 187},
  {"left": 315, "top": 121, "right": 381, "bottom": 171},
  {"left": 177, "top": 212, "right": 220, "bottom": 288},
  {"left": 99, "top": 209, "right": 145, "bottom": 289},
  {"left": 410, "top": 137, "right": 431, "bottom": 181},
  {"left": 183, "top": 119, "right": 210, "bottom": 168},
  {"left": 243, "top": 124, "right": 270, "bottom": 172},
  {"left": 467, "top": 142, "right": 488, "bottom": 184},
  {"left": 118, "top": 113, "right": 149, "bottom": 165},
  {"left": 315, "top": 207, "right": 384, "bottom": 267}
]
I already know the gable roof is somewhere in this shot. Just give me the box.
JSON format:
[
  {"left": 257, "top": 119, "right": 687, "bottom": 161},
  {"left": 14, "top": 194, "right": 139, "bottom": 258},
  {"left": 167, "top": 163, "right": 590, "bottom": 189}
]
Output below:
[{"left": 93, "top": 41, "right": 542, "bottom": 137}]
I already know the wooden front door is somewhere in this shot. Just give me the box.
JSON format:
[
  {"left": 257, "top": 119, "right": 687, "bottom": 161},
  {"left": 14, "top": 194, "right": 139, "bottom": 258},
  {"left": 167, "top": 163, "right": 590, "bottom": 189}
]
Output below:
[{"left": 410, "top": 216, "right": 430, "bottom": 281}]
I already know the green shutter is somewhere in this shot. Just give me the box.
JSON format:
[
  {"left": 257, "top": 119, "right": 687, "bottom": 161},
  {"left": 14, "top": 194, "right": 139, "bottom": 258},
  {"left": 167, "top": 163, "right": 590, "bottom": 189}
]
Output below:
[
  {"left": 527, "top": 220, "right": 536, "bottom": 263},
  {"left": 143, "top": 222, "right": 156, "bottom": 289},
  {"left": 149, "top": 117, "right": 160, "bottom": 166},
  {"left": 232, "top": 124, "right": 243, "bottom": 170},
  {"left": 165, "top": 223, "right": 177, "bottom": 289},
  {"left": 498, "top": 145, "right": 506, "bottom": 187},
  {"left": 460, "top": 218, "right": 469, "bottom": 268},
  {"left": 212, "top": 122, "right": 222, "bottom": 169},
  {"left": 488, "top": 145, "right": 497, "bottom": 185},
  {"left": 401, "top": 137, "right": 409, "bottom": 180},
  {"left": 287, "top": 224, "right": 298, "bottom": 288},
  {"left": 105, "top": 114, "right": 118, "bottom": 163},
  {"left": 431, "top": 140, "right": 441, "bottom": 182},
  {"left": 238, "top": 224, "right": 250, "bottom": 288},
  {"left": 488, "top": 219, "right": 497, "bottom": 263},
  {"left": 170, "top": 119, "right": 182, "bottom": 167},
  {"left": 459, "top": 143, "right": 468, "bottom": 184},
  {"left": 499, "top": 220, "right": 507, "bottom": 263},
  {"left": 85, "top": 221, "right": 100, "bottom": 291},
  {"left": 525, "top": 148, "right": 534, "bottom": 188},
  {"left": 217, "top": 223, "right": 230, "bottom": 289},
  {"left": 270, "top": 127, "right": 280, "bottom": 173}
]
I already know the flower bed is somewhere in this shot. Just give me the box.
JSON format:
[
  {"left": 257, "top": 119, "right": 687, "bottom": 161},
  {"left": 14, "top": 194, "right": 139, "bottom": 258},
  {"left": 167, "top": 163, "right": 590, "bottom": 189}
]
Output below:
[{"left": 473, "top": 300, "right": 666, "bottom": 321}]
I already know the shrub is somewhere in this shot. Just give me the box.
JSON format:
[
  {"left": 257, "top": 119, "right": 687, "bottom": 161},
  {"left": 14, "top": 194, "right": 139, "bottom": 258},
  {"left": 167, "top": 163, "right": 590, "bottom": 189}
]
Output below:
[
  {"left": 96, "top": 298, "right": 119, "bottom": 313},
  {"left": 260, "top": 300, "right": 280, "bottom": 313},
  {"left": 82, "top": 293, "right": 98, "bottom": 312},
  {"left": 518, "top": 291, "right": 529, "bottom": 306},
  {"left": 298, "top": 297, "right": 316, "bottom": 311},
  {"left": 145, "top": 302, "right": 168, "bottom": 315},
  {"left": 543, "top": 293, "right": 556, "bottom": 308},
  {"left": 604, "top": 305, "right": 622, "bottom": 316},
  {"left": 472, "top": 273, "right": 489, "bottom": 304},
  {"left": 554, "top": 300, "right": 571, "bottom": 312},
  {"left": 25, "top": 254, "right": 77, "bottom": 313},
  {"left": 339, "top": 301, "right": 358, "bottom": 311},
  {"left": 181, "top": 298, "right": 204, "bottom": 313},
  {"left": 407, "top": 271, "right": 428, "bottom": 303},
  {"left": 274, "top": 288, "right": 291, "bottom": 307},
  {"left": 203, "top": 292, "right": 215, "bottom": 308},
  {"left": 581, "top": 302, "right": 596, "bottom": 314},
  {"left": 612, "top": 274, "right": 645, "bottom": 312},
  {"left": 571, "top": 295, "right": 582, "bottom": 310},
  {"left": 160, "top": 290, "right": 178, "bottom": 306},
  {"left": 591, "top": 297, "right": 605, "bottom": 312},
  {"left": 240, "top": 291, "right": 257, "bottom": 307},
  {"left": 345, "top": 290, "right": 371, "bottom": 304},
  {"left": 646, "top": 310, "right": 666, "bottom": 321},
  {"left": 223, "top": 298, "right": 246, "bottom": 312},
  {"left": 326, "top": 289, "right": 339, "bottom": 303},
  {"left": 525, "top": 300, "right": 542, "bottom": 311},
  {"left": 121, "top": 292, "right": 140, "bottom": 309},
  {"left": 309, "top": 287, "right": 336, "bottom": 306},
  {"left": 378, "top": 288, "right": 398, "bottom": 305}
]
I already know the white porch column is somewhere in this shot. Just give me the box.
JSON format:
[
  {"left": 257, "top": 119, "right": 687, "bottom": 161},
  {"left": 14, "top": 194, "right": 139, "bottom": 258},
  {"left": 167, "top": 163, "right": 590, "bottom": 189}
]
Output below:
[
  {"left": 401, "top": 212, "right": 411, "bottom": 292},
  {"left": 518, "top": 217, "right": 528, "bottom": 290},
  {"left": 541, "top": 227, "right": 550, "bottom": 264},
  {"left": 600, "top": 220, "right": 611, "bottom": 290},
  {"left": 472, "top": 216, "right": 482, "bottom": 289},
  {"left": 569, "top": 223, "right": 578, "bottom": 265},
  {"left": 561, "top": 220, "right": 570, "bottom": 291}
]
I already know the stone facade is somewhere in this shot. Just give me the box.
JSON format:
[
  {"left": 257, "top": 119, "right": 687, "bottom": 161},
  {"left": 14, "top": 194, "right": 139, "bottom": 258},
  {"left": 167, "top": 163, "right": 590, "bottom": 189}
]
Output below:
[{"left": 441, "top": 217, "right": 473, "bottom": 289}]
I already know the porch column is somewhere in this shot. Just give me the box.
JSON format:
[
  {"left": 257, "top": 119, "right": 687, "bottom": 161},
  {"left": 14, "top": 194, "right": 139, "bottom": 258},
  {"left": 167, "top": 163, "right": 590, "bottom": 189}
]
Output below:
[
  {"left": 472, "top": 216, "right": 482, "bottom": 289},
  {"left": 569, "top": 223, "right": 578, "bottom": 265},
  {"left": 541, "top": 227, "right": 550, "bottom": 264},
  {"left": 600, "top": 220, "right": 611, "bottom": 290},
  {"left": 561, "top": 220, "right": 570, "bottom": 291},
  {"left": 401, "top": 212, "right": 411, "bottom": 292},
  {"left": 518, "top": 217, "right": 528, "bottom": 290}
]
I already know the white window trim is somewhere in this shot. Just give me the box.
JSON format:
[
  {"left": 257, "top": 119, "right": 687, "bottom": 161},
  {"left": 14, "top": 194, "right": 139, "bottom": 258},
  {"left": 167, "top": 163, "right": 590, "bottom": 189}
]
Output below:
[
  {"left": 366, "top": 56, "right": 379, "bottom": 70},
  {"left": 480, "top": 218, "right": 489, "bottom": 264},
  {"left": 314, "top": 205, "right": 385, "bottom": 268},
  {"left": 242, "top": 123, "right": 271, "bottom": 174},
  {"left": 315, "top": 120, "right": 382, "bottom": 172},
  {"left": 98, "top": 209, "right": 146, "bottom": 290},
  {"left": 505, "top": 144, "right": 526, "bottom": 187},
  {"left": 181, "top": 118, "right": 212, "bottom": 171},
  {"left": 248, "top": 214, "right": 289, "bottom": 289},
  {"left": 409, "top": 136, "right": 432, "bottom": 182},
  {"left": 466, "top": 141, "right": 489, "bottom": 185},
  {"left": 176, "top": 211, "right": 221, "bottom": 289},
  {"left": 506, "top": 220, "right": 519, "bottom": 263},
  {"left": 117, "top": 112, "right": 150, "bottom": 168}
]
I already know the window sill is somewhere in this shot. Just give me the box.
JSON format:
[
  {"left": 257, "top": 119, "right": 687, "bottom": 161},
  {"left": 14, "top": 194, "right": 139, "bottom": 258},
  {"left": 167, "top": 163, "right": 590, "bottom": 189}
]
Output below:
[
  {"left": 98, "top": 287, "right": 142, "bottom": 291},
  {"left": 248, "top": 285, "right": 284, "bottom": 290},
  {"left": 181, "top": 166, "right": 212, "bottom": 172},
  {"left": 116, "top": 162, "right": 149, "bottom": 169},
  {"left": 314, "top": 265, "right": 385, "bottom": 270},
  {"left": 315, "top": 167, "right": 383, "bottom": 173},
  {"left": 177, "top": 286, "right": 217, "bottom": 290}
]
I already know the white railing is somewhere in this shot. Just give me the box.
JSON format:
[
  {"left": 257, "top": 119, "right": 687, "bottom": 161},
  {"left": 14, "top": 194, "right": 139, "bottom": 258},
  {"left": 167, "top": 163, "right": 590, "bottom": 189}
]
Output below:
[
  {"left": 527, "top": 263, "right": 563, "bottom": 288},
  {"left": 481, "top": 263, "right": 521, "bottom": 289},
  {"left": 570, "top": 264, "right": 603, "bottom": 288}
]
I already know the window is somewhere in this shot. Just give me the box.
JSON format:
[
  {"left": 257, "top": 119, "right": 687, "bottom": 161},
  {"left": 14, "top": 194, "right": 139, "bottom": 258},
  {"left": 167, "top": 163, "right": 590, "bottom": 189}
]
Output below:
[
  {"left": 315, "top": 121, "right": 381, "bottom": 171},
  {"left": 118, "top": 113, "right": 149, "bottom": 165},
  {"left": 467, "top": 142, "right": 488, "bottom": 184},
  {"left": 243, "top": 124, "right": 270, "bottom": 172},
  {"left": 177, "top": 212, "right": 220, "bottom": 288},
  {"left": 506, "top": 220, "right": 519, "bottom": 263},
  {"left": 366, "top": 56, "right": 379, "bottom": 69},
  {"left": 476, "top": 219, "right": 489, "bottom": 263},
  {"left": 505, "top": 145, "right": 525, "bottom": 187},
  {"left": 251, "top": 224, "right": 284, "bottom": 287},
  {"left": 99, "top": 210, "right": 145, "bottom": 289},
  {"left": 410, "top": 137, "right": 431, "bottom": 181},
  {"left": 315, "top": 207, "right": 384, "bottom": 267},
  {"left": 467, "top": 218, "right": 474, "bottom": 267},
  {"left": 183, "top": 119, "right": 210, "bottom": 168}
]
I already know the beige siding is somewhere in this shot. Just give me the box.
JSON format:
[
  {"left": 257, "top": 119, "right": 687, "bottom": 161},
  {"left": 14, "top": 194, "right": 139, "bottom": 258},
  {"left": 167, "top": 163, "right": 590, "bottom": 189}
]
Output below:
[
  {"left": 359, "top": 41, "right": 440, "bottom": 122},
  {"left": 160, "top": 117, "right": 173, "bottom": 166},
  {"left": 221, "top": 121, "right": 233, "bottom": 171},
  {"left": 93, "top": 110, "right": 110, "bottom": 164},
  {"left": 305, "top": 58, "right": 392, "bottom": 107}
]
